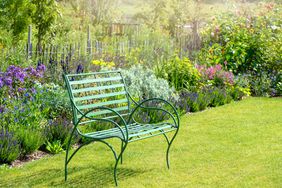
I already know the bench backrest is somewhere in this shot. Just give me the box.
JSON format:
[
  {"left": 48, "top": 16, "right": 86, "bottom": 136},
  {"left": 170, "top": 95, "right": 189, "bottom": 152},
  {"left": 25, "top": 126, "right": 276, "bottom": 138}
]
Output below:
[{"left": 64, "top": 71, "right": 130, "bottom": 125}]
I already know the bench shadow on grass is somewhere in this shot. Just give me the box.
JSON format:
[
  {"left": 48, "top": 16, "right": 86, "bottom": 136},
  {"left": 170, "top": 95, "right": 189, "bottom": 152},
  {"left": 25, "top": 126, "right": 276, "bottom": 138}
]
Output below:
[{"left": 2, "top": 165, "right": 146, "bottom": 188}]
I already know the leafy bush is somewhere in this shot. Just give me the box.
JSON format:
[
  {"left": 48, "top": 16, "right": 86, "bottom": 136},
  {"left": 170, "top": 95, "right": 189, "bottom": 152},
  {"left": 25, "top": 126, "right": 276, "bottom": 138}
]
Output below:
[
  {"left": 16, "top": 128, "right": 44, "bottom": 156},
  {"left": 159, "top": 56, "right": 200, "bottom": 91},
  {"left": 122, "top": 65, "right": 175, "bottom": 101},
  {"left": 250, "top": 72, "right": 272, "bottom": 97},
  {"left": 175, "top": 86, "right": 235, "bottom": 114},
  {"left": 0, "top": 129, "right": 20, "bottom": 164},
  {"left": 35, "top": 82, "right": 71, "bottom": 120},
  {"left": 208, "top": 87, "right": 231, "bottom": 107},
  {"left": 44, "top": 117, "right": 75, "bottom": 149},
  {"left": 198, "top": 5, "right": 282, "bottom": 74},
  {"left": 197, "top": 5, "right": 282, "bottom": 96},
  {"left": 196, "top": 64, "right": 234, "bottom": 88}
]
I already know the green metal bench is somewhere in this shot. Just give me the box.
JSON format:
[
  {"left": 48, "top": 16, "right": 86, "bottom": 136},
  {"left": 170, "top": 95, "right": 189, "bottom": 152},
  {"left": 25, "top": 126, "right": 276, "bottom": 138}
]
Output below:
[{"left": 63, "top": 70, "right": 180, "bottom": 186}]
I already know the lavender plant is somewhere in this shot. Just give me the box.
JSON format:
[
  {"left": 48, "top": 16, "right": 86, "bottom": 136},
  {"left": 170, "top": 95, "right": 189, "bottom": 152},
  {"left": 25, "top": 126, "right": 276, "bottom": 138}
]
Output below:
[{"left": 0, "top": 129, "right": 20, "bottom": 164}]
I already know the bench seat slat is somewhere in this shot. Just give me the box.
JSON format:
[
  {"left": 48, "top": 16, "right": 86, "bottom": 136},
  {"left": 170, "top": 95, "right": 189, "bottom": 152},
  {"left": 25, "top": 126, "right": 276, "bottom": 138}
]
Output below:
[
  {"left": 84, "top": 123, "right": 176, "bottom": 140},
  {"left": 77, "top": 98, "right": 128, "bottom": 110},
  {"left": 70, "top": 76, "right": 122, "bottom": 85},
  {"left": 74, "top": 91, "right": 127, "bottom": 102},
  {"left": 72, "top": 84, "right": 125, "bottom": 94}
]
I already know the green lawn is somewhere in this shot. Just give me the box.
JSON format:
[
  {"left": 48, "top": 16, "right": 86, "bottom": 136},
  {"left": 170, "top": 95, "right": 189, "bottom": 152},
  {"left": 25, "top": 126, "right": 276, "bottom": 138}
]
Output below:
[{"left": 1, "top": 97, "right": 281, "bottom": 187}]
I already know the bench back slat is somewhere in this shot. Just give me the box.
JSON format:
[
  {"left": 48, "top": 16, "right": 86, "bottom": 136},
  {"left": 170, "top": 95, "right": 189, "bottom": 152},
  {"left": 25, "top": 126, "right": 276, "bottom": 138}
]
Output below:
[
  {"left": 74, "top": 91, "right": 127, "bottom": 102},
  {"left": 69, "top": 76, "right": 122, "bottom": 85},
  {"left": 64, "top": 71, "right": 130, "bottom": 125},
  {"left": 72, "top": 83, "right": 125, "bottom": 94}
]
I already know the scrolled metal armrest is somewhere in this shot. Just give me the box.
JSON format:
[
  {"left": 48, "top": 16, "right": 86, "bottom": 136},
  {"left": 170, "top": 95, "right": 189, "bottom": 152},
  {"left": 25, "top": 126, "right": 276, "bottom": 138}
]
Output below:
[
  {"left": 70, "top": 99, "right": 129, "bottom": 141},
  {"left": 128, "top": 97, "right": 180, "bottom": 128}
]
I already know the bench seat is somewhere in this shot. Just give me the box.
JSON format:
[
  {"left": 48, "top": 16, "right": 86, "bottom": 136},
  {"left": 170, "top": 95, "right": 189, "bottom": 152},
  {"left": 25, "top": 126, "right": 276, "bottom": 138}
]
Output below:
[{"left": 84, "top": 122, "right": 177, "bottom": 142}]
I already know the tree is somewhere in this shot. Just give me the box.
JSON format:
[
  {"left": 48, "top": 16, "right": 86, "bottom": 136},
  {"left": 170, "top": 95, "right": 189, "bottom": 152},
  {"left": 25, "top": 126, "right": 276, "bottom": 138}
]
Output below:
[
  {"left": 30, "top": 0, "right": 59, "bottom": 50},
  {"left": 134, "top": 0, "right": 169, "bottom": 30},
  {"left": 0, "top": 0, "right": 32, "bottom": 45}
]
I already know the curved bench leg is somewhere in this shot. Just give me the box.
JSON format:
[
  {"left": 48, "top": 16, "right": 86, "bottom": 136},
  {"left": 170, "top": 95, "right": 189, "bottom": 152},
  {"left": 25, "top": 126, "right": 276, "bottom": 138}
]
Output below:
[
  {"left": 114, "top": 141, "right": 128, "bottom": 186},
  {"left": 65, "top": 129, "right": 76, "bottom": 181},
  {"left": 65, "top": 138, "right": 118, "bottom": 182},
  {"left": 120, "top": 141, "right": 124, "bottom": 164},
  {"left": 166, "top": 131, "right": 178, "bottom": 169},
  {"left": 65, "top": 139, "right": 91, "bottom": 181}
]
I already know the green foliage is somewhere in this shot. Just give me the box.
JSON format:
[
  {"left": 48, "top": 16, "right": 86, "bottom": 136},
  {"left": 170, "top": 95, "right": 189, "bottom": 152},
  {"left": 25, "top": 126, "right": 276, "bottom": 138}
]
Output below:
[
  {"left": 250, "top": 73, "right": 272, "bottom": 97},
  {"left": 134, "top": 0, "right": 169, "bottom": 30},
  {"left": 0, "top": 129, "right": 20, "bottom": 164},
  {"left": 30, "top": 0, "right": 59, "bottom": 47},
  {"left": 122, "top": 65, "right": 175, "bottom": 101},
  {"left": 208, "top": 88, "right": 228, "bottom": 107},
  {"left": 44, "top": 117, "right": 75, "bottom": 149},
  {"left": 198, "top": 6, "right": 282, "bottom": 72},
  {"left": 0, "top": 0, "right": 32, "bottom": 44},
  {"left": 46, "top": 140, "right": 64, "bottom": 154},
  {"left": 0, "top": 0, "right": 60, "bottom": 47},
  {"left": 35, "top": 82, "right": 71, "bottom": 120},
  {"left": 16, "top": 127, "right": 44, "bottom": 156},
  {"left": 197, "top": 4, "right": 282, "bottom": 96},
  {"left": 175, "top": 86, "right": 235, "bottom": 113},
  {"left": 159, "top": 56, "right": 200, "bottom": 91},
  {"left": 125, "top": 28, "right": 174, "bottom": 68}
]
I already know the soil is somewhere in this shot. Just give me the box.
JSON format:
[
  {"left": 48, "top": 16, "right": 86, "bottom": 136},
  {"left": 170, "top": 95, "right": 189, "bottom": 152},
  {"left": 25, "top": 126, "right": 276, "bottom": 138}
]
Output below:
[{"left": 10, "top": 151, "right": 51, "bottom": 168}]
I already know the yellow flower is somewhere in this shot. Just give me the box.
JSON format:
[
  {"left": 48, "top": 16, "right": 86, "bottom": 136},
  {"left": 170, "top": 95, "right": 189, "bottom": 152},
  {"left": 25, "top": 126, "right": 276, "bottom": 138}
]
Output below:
[{"left": 108, "top": 62, "right": 115, "bottom": 68}]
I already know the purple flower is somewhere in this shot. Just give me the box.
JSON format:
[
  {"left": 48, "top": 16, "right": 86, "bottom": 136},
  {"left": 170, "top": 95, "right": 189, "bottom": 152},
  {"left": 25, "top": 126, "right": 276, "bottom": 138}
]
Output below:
[
  {"left": 15, "top": 71, "right": 26, "bottom": 82},
  {"left": 4, "top": 77, "right": 12, "bottom": 86},
  {"left": 0, "top": 106, "right": 5, "bottom": 113},
  {"left": 36, "top": 63, "right": 46, "bottom": 72},
  {"left": 18, "top": 87, "right": 26, "bottom": 93},
  {"left": 76, "top": 64, "right": 84, "bottom": 74},
  {"left": 31, "top": 87, "right": 36, "bottom": 94},
  {"left": 0, "top": 77, "right": 3, "bottom": 88}
]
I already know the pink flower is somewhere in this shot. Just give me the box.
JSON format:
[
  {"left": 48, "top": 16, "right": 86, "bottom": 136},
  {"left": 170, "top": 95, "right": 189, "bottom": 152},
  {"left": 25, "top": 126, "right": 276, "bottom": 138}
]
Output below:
[{"left": 215, "top": 64, "right": 222, "bottom": 71}]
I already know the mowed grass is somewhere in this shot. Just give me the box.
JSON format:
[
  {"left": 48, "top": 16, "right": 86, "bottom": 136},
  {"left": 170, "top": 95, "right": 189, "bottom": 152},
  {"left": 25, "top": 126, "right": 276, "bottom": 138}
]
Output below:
[{"left": 0, "top": 97, "right": 281, "bottom": 187}]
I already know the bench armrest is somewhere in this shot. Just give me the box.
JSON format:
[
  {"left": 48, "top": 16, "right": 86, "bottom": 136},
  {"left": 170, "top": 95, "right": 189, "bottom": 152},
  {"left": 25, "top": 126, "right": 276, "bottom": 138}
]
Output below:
[
  {"left": 128, "top": 97, "right": 180, "bottom": 128},
  {"left": 70, "top": 99, "right": 129, "bottom": 141}
]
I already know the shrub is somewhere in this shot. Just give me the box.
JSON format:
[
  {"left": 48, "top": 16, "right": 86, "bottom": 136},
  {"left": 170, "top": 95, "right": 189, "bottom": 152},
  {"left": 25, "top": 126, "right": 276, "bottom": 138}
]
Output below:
[
  {"left": 197, "top": 5, "right": 282, "bottom": 96},
  {"left": 186, "top": 92, "right": 200, "bottom": 112},
  {"left": 35, "top": 82, "right": 72, "bottom": 120},
  {"left": 0, "top": 129, "right": 20, "bottom": 164},
  {"left": 0, "top": 65, "right": 47, "bottom": 130},
  {"left": 171, "top": 93, "right": 190, "bottom": 115},
  {"left": 159, "top": 55, "right": 201, "bottom": 91},
  {"left": 122, "top": 65, "right": 175, "bottom": 101},
  {"left": 208, "top": 87, "right": 229, "bottom": 107},
  {"left": 250, "top": 72, "right": 272, "bottom": 97},
  {"left": 196, "top": 64, "right": 234, "bottom": 88},
  {"left": 16, "top": 127, "right": 44, "bottom": 156},
  {"left": 44, "top": 116, "right": 75, "bottom": 149}
]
